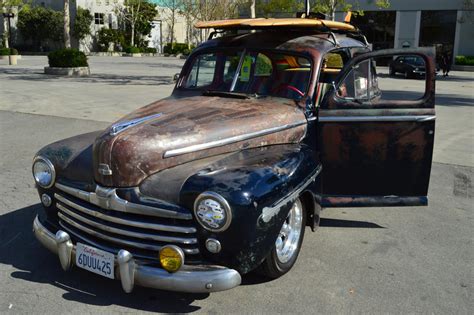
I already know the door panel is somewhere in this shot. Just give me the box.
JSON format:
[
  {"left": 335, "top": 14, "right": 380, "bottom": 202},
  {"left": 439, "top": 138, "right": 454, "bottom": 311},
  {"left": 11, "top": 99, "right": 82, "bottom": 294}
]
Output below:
[{"left": 318, "top": 48, "right": 436, "bottom": 207}]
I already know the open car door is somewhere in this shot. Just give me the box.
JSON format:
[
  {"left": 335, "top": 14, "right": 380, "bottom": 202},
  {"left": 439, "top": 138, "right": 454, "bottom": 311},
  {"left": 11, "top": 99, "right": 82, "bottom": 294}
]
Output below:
[{"left": 318, "top": 48, "right": 436, "bottom": 207}]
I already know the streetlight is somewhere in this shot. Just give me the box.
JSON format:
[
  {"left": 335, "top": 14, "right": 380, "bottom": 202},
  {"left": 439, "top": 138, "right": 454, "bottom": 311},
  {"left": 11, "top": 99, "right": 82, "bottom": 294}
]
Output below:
[{"left": 2, "top": 12, "right": 15, "bottom": 47}]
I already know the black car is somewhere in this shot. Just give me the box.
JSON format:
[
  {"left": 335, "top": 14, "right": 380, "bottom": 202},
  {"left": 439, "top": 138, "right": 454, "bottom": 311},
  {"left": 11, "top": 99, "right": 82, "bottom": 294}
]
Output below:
[{"left": 389, "top": 55, "right": 426, "bottom": 78}]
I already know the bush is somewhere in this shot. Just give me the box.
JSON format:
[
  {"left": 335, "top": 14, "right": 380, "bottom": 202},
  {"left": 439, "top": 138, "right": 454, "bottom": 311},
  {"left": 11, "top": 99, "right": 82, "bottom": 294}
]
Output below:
[
  {"left": 141, "top": 47, "right": 157, "bottom": 54},
  {"left": 163, "top": 43, "right": 195, "bottom": 55},
  {"left": 48, "top": 49, "right": 88, "bottom": 68},
  {"left": 0, "top": 48, "right": 18, "bottom": 55},
  {"left": 124, "top": 46, "right": 141, "bottom": 54},
  {"left": 455, "top": 55, "right": 474, "bottom": 66},
  {"left": 97, "top": 28, "right": 125, "bottom": 52}
]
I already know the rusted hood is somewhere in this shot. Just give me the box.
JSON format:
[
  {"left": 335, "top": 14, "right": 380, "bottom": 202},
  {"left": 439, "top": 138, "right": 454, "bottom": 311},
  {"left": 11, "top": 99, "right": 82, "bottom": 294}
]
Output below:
[{"left": 93, "top": 95, "right": 307, "bottom": 187}]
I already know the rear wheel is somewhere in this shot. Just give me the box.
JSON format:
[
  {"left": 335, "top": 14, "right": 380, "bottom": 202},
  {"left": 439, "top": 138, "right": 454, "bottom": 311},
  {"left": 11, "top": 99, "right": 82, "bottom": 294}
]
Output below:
[
  {"left": 258, "top": 198, "right": 306, "bottom": 279},
  {"left": 389, "top": 67, "right": 396, "bottom": 76}
]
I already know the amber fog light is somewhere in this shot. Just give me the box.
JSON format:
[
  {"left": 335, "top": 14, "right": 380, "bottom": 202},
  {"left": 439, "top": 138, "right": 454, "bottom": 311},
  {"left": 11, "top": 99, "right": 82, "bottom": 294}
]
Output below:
[
  {"left": 159, "top": 245, "right": 184, "bottom": 273},
  {"left": 41, "top": 194, "right": 52, "bottom": 207}
]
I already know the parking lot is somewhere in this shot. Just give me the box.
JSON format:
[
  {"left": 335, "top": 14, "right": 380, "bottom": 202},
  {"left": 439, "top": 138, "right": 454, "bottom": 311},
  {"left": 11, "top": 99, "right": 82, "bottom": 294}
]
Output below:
[{"left": 0, "top": 56, "right": 473, "bottom": 313}]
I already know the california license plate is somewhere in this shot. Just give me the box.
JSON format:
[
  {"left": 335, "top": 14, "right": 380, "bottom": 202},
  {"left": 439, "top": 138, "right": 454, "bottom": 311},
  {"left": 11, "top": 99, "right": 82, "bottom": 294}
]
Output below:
[{"left": 76, "top": 243, "right": 114, "bottom": 279}]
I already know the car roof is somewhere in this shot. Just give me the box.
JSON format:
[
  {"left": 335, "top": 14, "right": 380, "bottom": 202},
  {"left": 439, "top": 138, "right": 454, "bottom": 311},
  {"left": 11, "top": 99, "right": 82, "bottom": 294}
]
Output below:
[{"left": 194, "top": 30, "right": 368, "bottom": 57}]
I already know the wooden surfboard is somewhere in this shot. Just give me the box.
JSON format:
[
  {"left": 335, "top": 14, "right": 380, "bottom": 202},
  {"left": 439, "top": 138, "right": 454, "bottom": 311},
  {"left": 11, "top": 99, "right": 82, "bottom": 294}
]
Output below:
[{"left": 195, "top": 18, "right": 355, "bottom": 31}]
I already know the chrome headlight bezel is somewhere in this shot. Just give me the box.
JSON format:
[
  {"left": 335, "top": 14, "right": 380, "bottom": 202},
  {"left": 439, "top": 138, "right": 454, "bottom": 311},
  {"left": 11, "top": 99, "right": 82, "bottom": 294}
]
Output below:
[
  {"left": 193, "top": 191, "right": 232, "bottom": 233},
  {"left": 32, "top": 156, "right": 56, "bottom": 188}
]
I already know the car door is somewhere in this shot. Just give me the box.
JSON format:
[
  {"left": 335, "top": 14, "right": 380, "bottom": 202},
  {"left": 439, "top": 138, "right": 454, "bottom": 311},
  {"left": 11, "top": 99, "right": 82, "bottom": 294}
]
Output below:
[{"left": 317, "top": 48, "right": 436, "bottom": 207}]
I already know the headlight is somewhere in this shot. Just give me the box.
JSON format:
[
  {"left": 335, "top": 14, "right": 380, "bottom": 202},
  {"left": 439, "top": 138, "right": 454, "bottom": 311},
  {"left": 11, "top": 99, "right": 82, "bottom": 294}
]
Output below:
[
  {"left": 194, "top": 191, "right": 232, "bottom": 232},
  {"left": 32, "top": 156, "right": 55, "bottom": 188}
]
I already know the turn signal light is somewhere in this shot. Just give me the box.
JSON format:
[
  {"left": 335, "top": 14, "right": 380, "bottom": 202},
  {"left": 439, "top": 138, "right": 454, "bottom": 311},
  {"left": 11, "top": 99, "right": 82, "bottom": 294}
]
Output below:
[{"left": 159, "top": 245, "right": 184, "bottom": 273}]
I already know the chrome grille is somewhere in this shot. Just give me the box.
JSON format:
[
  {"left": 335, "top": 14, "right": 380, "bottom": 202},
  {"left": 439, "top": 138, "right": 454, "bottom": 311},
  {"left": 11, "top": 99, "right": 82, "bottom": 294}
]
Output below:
[{"left": 54, "top": 183, "right": 199, "bottom": 260}]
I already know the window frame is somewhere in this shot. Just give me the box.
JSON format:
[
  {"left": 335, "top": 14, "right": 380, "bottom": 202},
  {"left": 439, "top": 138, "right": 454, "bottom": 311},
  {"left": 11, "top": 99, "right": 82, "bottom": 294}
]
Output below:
[{"left": 177, "top": 47, "right": 314, "bottom": 99}]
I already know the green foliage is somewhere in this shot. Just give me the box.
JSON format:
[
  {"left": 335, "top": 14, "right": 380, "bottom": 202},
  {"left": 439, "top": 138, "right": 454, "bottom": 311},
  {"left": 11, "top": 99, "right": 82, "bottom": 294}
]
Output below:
[
  {"left": 0, "top": 47, "right": 16, "bottom": 55},
  {"left": 455, "top": 55, "right": 474, "bottom": 66},
  {"left": 73, "top": 7, "right": 93, "bottom": 41},
  {"left": 163, "top": 42, "right": 195, "bottom": 55},
  {"left": 17, "top": 6, "right": 63, "bottom": 50},
  {"left": 97, "top": 28, "right": 126, "bottom": 52},
  {"left": 48, "top": 48, "right": 88, "bottom": 67},
  {"left": 256, "top": 0, "right": 303, "bottom": 17},
  {"left": 124, "top": 46, "right": 141, "bottom": 53},
  {"left": 141, "top": 47, "right": 157, "bottom": 53}
]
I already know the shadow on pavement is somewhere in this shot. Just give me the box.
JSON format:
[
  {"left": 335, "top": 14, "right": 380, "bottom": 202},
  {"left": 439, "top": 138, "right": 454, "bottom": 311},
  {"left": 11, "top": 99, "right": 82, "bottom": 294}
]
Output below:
[
  {"left": 0, "top": 204, "right": 206, "bottom": 312},
  {"left": 0, "top": 67, "right": 174, "bottom": 86},
  {"left": 320, "top": 218, "right": 385, "bottom": 228}
]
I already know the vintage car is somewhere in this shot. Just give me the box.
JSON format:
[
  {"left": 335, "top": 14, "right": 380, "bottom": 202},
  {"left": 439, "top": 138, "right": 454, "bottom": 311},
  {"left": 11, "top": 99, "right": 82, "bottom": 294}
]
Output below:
[
  {"left": 389, "top": 55, "right": 427, "bottom": 78},
  {"left": 31, "top": 18, "right": 436, "bottom": 294}
]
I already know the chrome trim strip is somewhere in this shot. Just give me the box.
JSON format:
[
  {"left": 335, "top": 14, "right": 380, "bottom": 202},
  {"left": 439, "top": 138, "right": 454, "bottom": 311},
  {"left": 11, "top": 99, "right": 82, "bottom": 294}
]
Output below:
[
  {"left": 55, "top": 183, "right": 192, "bottom": 220},
  {"left": 57, "top": 204, "right": 198, "bottom": 245},
  {"left": 164, "top": 121, "right": 307, "bottom": 158},
  {"left": 110, "top": 113, "right": 163, "bottom": 136},
  {"left": 33, "top": 216, "right": 240, "bottom": 293},
  {"left": 58, "top": 214, "right": 199, "bottom": 254},
  {"left": 261, "top": 164, "right": 322, "bottom": 223},
  {"left": 54, "top": 194, "right": 196, "bottom": 234},
  {"left": 318, "top": 115, "right": 436, "bottom": 123}
]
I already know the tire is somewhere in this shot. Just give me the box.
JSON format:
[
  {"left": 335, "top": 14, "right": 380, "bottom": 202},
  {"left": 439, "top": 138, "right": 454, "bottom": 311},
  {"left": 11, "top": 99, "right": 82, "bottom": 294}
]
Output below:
[
  {"left": 258, "top": 198, "right": 306, "bottom": 279},
  {"left": 404, "top": 71, "right": 410, "bottom": 79},
  {"left": 389, "top": 67, "right": 395, "bottom": 76}
]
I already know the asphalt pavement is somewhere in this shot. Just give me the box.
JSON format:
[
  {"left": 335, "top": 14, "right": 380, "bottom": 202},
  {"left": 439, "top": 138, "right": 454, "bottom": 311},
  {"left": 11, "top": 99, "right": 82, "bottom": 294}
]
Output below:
[{"left": 0, "top": 56, "right": 472, "bottom": 314}]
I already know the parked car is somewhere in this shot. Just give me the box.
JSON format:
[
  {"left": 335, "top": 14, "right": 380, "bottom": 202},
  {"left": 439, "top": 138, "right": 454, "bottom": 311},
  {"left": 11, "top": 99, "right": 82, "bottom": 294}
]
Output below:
[
  {"left": 31, "top": 18, "right": 436, "bottom": 294},
  {"left": 389, "top": 55, "right": 428, "bottom": 78}
]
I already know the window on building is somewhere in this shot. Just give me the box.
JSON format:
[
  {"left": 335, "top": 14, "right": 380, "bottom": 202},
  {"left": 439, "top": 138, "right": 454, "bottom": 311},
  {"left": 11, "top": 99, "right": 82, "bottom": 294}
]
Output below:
[{"left": 94, "top": 13, "right": 105, "bottom": 25}]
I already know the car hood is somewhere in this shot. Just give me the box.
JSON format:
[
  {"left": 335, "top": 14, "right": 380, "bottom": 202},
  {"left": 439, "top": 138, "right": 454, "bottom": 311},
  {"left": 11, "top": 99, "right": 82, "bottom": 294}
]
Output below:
[{"left": 93, "top": 95, "right": 307, "bottom": 187}]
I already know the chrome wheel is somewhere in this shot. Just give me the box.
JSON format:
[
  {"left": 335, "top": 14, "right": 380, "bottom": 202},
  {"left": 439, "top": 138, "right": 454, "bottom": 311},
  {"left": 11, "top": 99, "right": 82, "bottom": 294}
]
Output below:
[{"left": 275, "top": 199, "right": 303, "bottom": 264}]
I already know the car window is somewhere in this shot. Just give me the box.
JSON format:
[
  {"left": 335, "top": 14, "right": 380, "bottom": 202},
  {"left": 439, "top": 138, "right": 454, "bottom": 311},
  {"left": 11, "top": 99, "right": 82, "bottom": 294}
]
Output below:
[
  {"left": 336, "top": 54, "right": 427, "bottom": 104},
  {"left": 180, "top": 50, "right": 311, "bottom": 100}
]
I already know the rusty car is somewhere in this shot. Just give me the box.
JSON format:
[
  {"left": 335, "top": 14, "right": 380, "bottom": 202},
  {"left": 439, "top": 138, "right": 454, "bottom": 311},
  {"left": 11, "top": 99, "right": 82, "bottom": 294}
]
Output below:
[{"left": 31, "top": 17, "right": 436, "bottom": 293}]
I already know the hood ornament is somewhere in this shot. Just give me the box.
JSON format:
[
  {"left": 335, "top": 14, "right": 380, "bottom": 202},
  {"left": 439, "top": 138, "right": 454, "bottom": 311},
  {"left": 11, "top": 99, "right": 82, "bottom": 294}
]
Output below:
[{"left": 110, "top": 113, "right": 163, "bottom": 136}]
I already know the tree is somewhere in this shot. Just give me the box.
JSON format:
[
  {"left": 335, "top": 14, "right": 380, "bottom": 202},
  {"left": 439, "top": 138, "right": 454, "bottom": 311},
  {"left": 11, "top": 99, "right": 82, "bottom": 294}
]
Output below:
[
  {"left": 311, "top": 0, "right": 390, "bottom": 21},
  {"left": 73, "top": 7, "right": 93, "bottom": 49},
  {"left": 0, "top": 0, "right": 29, "bottom": 48},
  {"left": 63, "top": 0, "right": 70, "bottom": 48},
  {"left": 160, "top": 0, "right": 179, "bottom": 47},
  {"left": 116, "top": 0, "right": 155, "bottom": 47},
  {"left": 17, "top": 6, "right": 63, "bottom": 50}
]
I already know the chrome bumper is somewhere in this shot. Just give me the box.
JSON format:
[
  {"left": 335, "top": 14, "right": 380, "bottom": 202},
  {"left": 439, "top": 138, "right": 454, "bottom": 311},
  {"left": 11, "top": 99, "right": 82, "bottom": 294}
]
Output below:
[{"left": 33, "top": 215, "right": 241, "bottom": 293}]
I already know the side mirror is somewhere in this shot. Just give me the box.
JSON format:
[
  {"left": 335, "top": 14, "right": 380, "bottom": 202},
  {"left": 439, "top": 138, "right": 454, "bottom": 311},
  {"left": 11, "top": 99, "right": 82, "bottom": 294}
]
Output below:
[{"left": 173, "top": 73, "right": 180, "bottom": 83}]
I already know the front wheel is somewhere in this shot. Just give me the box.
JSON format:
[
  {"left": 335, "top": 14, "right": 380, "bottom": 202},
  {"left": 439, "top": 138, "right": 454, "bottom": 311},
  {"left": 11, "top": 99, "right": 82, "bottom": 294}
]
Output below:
[{"left": 258, "top": 198, "right": 306, "bottom": 279}]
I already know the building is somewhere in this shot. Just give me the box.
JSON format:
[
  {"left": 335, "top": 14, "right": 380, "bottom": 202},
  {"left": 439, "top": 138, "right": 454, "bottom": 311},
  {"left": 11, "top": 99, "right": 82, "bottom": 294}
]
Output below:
[
  {"left": 336, "top": 0, "right": 474, "bottom": 60},
  {"left": 0, "top": 0, "right": 192, "bottom": 53}
]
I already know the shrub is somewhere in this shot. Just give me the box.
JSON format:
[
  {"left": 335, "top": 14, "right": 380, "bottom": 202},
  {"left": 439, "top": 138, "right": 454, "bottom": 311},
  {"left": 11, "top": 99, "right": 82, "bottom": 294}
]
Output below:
[
  {"left": 97, "top": 28, "right": 125, "bottom": 52},
  {"left": 124, "top": 46, "right": 141, "bottom": 54},
  {"left": 163, "top": 43, "right": 195, "bottom": 55},
  {"left": 141, "top": 47, "right": 157, "bottom": 54},
  {"left": 455, "top": 55, "right": 474, "bottom": 66},
  {"left": 73, "top": 7, "right": 93, "bottom": 41},
  {"left": 17, "top": 6, "right": 63, "bottom": 51},
  {"left": 48, "top": 49, "right": 88, "bottom": 68},
  {"left": 0, "top": 48, "right": 18, "bottom": 55}
]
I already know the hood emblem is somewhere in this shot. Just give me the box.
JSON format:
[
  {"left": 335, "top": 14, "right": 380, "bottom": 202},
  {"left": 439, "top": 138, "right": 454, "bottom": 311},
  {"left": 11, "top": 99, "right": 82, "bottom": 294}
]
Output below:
[
  {"left": 110, "top": 113, "right": 163, "bottom": 136},
  {"left": 98, "top": 163, "right": 113, "bottom": 176}
]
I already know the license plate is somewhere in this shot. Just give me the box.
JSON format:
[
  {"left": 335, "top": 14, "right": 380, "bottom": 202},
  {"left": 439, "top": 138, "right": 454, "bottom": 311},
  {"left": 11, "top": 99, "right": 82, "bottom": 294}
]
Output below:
[{"left": 76, "top": 243, "right": 114, "bottom": 279}]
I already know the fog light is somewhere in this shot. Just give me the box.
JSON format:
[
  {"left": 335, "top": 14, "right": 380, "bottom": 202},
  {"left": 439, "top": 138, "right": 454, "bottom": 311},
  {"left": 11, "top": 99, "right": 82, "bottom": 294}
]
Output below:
[
  {"left": 41, "top": 194, "right": 52, "bottom": 207},
  {"left": 159, "top": 245, "right": 184, "bottom": 273},
  {"left": 205, "top": 238, "right": 221, "bottom": 253}
]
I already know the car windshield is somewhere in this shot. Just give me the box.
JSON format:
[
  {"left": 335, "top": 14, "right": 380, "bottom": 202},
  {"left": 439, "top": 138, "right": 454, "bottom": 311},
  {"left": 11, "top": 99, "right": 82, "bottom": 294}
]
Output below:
[
  {"left": 179, "top": 50, "right": 312, "bottom": 100},
  {"left": 403, "top": 56, "right": 425, "bottom": 66}
]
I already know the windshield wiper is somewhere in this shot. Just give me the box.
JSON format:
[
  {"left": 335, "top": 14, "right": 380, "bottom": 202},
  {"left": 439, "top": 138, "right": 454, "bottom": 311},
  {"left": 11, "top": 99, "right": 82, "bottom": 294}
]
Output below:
[{"left": 202, "top": 90, "right": 251, "bottom": 99}]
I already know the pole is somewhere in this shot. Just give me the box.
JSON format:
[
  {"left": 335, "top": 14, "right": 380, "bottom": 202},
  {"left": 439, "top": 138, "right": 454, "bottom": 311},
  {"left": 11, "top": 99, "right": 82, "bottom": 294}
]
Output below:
[
  {"left": 250, "top": 0, "right": 255, "bottom": 18},
  {"left": 305, "top": 0, "right": 310, "bottom": 16}
]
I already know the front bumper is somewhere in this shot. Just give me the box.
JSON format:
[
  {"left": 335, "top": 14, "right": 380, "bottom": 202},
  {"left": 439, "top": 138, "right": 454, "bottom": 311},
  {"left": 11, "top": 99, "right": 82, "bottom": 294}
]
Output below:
[{"left": 33, "top": 215, "right": 241, "bottom": 293}]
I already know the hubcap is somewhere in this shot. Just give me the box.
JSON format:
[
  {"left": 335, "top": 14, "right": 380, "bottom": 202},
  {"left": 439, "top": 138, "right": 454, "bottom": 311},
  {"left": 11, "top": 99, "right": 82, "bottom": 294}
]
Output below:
[{"left": 275, "top": 199, "right": 303, "bottom": 264}]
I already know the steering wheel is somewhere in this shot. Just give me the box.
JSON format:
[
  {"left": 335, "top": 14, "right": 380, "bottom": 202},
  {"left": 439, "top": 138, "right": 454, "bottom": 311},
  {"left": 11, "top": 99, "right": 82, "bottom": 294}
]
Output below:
[{"left": 273, "top": 83, "right": 304, "bottom": 98}]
